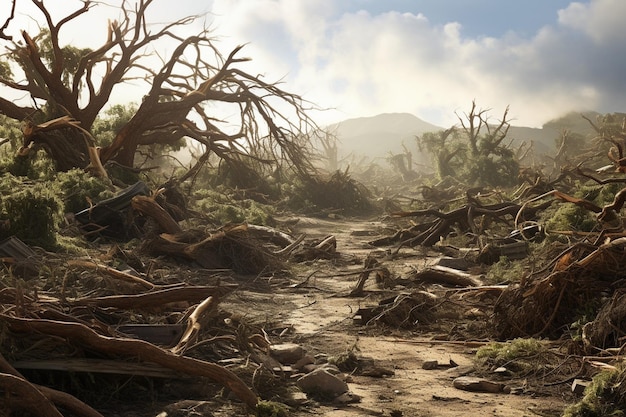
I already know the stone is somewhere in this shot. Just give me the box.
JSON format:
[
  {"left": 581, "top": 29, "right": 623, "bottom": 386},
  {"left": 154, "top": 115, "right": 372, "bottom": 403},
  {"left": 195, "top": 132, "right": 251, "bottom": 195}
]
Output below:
[
  {"left": 572, "top": 379, "right": 590, "bottom": 395},
  {"left": 302, "top": 364, "right": 320, "bottom": 373},
  {"left": 333, "top": 391, "right": 362, "bottom": 404},
  {"left": 435, "top": 256, "right": 470, "bottom": 271},
  {"left": 319, "top": 363, "right": 341, "bottom": 374},
  {"left": 269, "top": 343, "right": 305, "bottom": 364},
  {"left": 297, "top": 368, "right": 349, "bottom": 397},
  {"left": 422, "top": 360, "right": 439, "bottom": 370},
  {"left": 284, "top": 390, "right": 309, "bottom": 406},
  {"left": 293, "top": 355, "right": 315, "bottom": 370},
  {"left": 453, "top": 376, "right": 505, "bottom": 393}
]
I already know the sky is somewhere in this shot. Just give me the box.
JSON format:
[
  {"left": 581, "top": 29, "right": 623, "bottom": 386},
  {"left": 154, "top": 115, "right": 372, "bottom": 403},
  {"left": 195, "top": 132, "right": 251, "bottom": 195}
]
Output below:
[{"left": 3, "top": 0, "right": 626, "bottom": 128}]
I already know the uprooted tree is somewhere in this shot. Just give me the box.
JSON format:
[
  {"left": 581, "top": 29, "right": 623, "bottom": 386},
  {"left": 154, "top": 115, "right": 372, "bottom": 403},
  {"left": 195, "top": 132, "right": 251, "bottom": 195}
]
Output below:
[
  {"left": 0, "top": 0, "right": 320, "bottom": 187},
  {"left": 416, "top": 101, "right": 519, "bottom": 187}
]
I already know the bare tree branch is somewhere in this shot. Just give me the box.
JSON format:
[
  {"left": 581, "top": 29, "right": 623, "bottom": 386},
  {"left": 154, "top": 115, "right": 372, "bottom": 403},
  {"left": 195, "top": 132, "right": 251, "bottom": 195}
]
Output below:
[{"left": 0, "top": 0, "right": 16, "bottom": 40}]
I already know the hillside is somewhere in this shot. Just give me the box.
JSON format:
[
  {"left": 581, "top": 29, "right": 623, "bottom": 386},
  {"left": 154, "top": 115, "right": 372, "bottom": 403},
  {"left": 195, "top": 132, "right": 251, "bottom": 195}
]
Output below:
[
  {"left": 327, "top": 113, "right": 443, "bottom": 160},
  {"left": 330, "top": 111, "right": 601, "bottom": 163}
]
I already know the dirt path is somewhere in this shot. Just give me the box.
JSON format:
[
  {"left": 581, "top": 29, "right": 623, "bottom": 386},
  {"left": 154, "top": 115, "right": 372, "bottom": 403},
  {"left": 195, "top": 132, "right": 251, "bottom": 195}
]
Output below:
[{"left": 234, "top": 216, "right": 571, "bottom": 416}]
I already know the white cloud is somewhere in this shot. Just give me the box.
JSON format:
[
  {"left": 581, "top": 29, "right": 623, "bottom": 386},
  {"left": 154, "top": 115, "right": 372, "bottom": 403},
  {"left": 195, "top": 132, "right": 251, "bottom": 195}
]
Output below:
[
  {"left": 558, "top": 0, "right": 626, "bottom": 43},
  {"left": 4, "top": 0, "right": 624, "bottom": 129},
  {"left": 205, "top": 0, "right": 626, "bottom": 128}
]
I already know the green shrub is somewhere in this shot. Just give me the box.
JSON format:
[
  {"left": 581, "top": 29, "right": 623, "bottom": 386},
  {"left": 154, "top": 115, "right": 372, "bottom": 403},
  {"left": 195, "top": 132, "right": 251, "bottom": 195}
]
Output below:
[
  {"left": 485, "top": 257, "right": 527, "bottom": 284},
  {"left": 1, "top": 182, "right": 63, "bottom": 249},
  {"left": 256, "top": 400, "right": 289, "bottom": 417},
  {"left": 475, "top": 338, "right": 546, "bottom": 374},
  {"left": 193, "top": 188, "right": 275, "bottom": 225},
  {"left": 55, "top": 168, "right": 113, "bottom": 213},
  {"left": 563, "top": 365, "right": 626, "bottom": 417},
  {"left": 543, "top": 204, "right": 597, "bottom": 234}
]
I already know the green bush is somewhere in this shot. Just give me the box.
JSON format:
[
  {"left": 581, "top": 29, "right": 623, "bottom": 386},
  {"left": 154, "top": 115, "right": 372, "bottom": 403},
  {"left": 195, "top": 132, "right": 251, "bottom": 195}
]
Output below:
[
  {"left": 1, "top": 182, "right": 63, "bottom": 249},
  {"left": 563, "top": 365, "right": 626, "bottom": 417},
  {"left": 475, "top": 338, "right": 546, "bottom": 375},
  {"left": 55, "top": 168, "right": 113, "bottom": 213},
  {"left": 485, "top": 257, "right": 527, "bottom": 284},
  {"left": 544, "top": 204, "right": 597, "bottom": 234},
  {"left": 193, "top": 188, "right": 275, "bottom": 225}
]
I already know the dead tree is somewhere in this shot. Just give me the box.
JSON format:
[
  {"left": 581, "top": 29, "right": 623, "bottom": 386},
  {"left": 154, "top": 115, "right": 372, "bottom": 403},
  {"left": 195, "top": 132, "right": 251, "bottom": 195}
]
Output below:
[{"left": 0, "top": 0, "right": 318, "bottom": 181}]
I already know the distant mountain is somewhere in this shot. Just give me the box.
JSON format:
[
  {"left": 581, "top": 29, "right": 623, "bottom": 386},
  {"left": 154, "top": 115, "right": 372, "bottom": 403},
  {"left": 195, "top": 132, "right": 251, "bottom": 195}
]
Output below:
[
  {"left": 329, "top": 111, "right": 602, "bottom": 161},
  {"left": 327, "top": 113, "right": 443, "bottom": 159}
]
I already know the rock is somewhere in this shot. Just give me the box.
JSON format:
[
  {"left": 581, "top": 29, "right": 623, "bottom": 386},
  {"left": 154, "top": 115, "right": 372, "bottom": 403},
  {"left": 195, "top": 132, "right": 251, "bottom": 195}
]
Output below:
[
  {"left": 269, "top": 343, "right": 305, "bottom": 364},
  {"left": 493, "top": 366, "right": 509, "bottom": 375},
  {"left": 333, "top": 391, "right": 362, "bottom": 404},
  {"left": 284, "top": 390, "right": 309, "bottom": 406},
  {"left": 160, "top": 400, "right": 214, "bottom": 417},
  {"left": 302, "top": 362, "right": 340, "bottom": 374},
  {"left": 293, "top": 355, "right": 315, "bottom": 370},
  {"left": 422, "top": 360, "right": 439, "bottom": 370},
  {"left": 361, "top": 366, "right": 395, "bottom": 377},
  {"left": 453, "top": 376, "right": 505, "bottom": 393},
  {"left": 435, "top": 256, "right": 470, "bottom": 271},
  {"left": 445, "top": 365, "right": 475, "bottom": 378},
  {"left": 572, "top": 379, "right": 590, "bottom": 395},
  {"left": 297, "top": 369, "right": 349, "bottom": 397}
]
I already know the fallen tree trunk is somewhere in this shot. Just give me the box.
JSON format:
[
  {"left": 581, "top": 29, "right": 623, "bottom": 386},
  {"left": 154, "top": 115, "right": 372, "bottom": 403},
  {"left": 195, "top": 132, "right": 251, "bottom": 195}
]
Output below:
[
  {"left": 70, "top": 284, "right": 237, "bottom": 310},
  {"left": 1, "top": 315, "right": 259, "bottom": 409},
  {"left": 0, "top": 352, "right": 104, "bottom": 417}
]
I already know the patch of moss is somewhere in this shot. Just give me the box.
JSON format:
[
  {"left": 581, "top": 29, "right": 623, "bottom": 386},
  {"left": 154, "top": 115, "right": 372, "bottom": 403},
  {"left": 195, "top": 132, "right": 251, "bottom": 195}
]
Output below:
[
  {"left": 475, "top": 338, "right": 546, "bottom": 374},
  {"left": 484, "top": 256, "right": 528, "bottom": 284},
  {"left": 256, "top": 400, "right": 289, "bottom": 417},
  {"left": 563, "top": 365, "right": 626, "bottom": 417},
  {"left": 543, "top": 204, "right": 597, "bottom": 235}
]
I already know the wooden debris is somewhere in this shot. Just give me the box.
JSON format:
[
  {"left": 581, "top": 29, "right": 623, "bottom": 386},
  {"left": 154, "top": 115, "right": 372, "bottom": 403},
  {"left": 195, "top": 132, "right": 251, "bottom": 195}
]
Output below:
[
  {"left": 74, "top": 181, "right": 151, "bottom": 239},
  {"left": 370, "top": 199, "right": 552, "bottom": 248},
  {"left": 67, "top": 259, "right": 155, "bottom": 289},
  {"left": 70, "top": 284, "right": 236, "bottom": 310},
  {"left": 131, "top": 194, "right": 182, "bottom": 234},
  {"left": 0, "top": 236, "right": 39, "bottom": 277},
  {"left": 410, "top": 265, "right": 482, "bottom": 287},
  {"left": 171, "top": 295, "right": 217, "bottom": 355},
  {"left": 1, "top": 315, "right": 259, "bottom": 409},
  {"left": 453, "top": 376, "right": 506, "bottom": 393},
  {"left": 146, "top": 224, "right": 283, "bottom": 274},
  {"left": 0, "top": 352, "right": 104, "bottom": 417},
  {"left": 354, "top": 291, "right": 438, "bottom": 328},
  {"left": 349, "top": 254, "right": 382, "bottom": 296}
]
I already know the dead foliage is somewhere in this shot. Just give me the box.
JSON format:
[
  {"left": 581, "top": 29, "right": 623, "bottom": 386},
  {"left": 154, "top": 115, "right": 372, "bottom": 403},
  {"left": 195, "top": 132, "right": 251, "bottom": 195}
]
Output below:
[
  {"left": 0, "top": 179, "right": 319, "bottom": 414},
  {"left": 370, "top": 189, "right": 551, "bottom": 248},
  {"left": 583, "top": 291, "right": 626, "bottom": 352},
  {"left": 354, "top": 291, "right": 439, "bottom": 328},
  {"left": 144, "top": 223, "right": 285, "bottom": 275},
  {"left": 492, "top": 187, "right": 626, "bottom": 340},
  {"left": 296, "top": 169, "right": 373, "bottom": 215}
]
